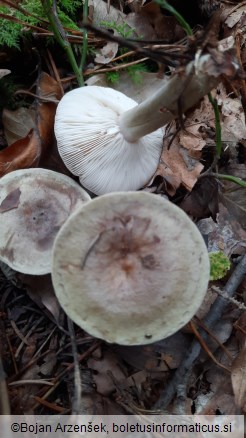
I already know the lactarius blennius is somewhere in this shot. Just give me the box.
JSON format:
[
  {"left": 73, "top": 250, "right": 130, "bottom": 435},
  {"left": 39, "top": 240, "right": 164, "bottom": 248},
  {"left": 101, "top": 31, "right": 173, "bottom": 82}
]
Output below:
[
  {"left": 0, "top": 168, "right": 90, "bottom": 275},
  {"left": 52, "top": 192, "right": 210, "bottom": 345},
  {"left": 54, "top": 54, "right": 222, "bottom": 195}
]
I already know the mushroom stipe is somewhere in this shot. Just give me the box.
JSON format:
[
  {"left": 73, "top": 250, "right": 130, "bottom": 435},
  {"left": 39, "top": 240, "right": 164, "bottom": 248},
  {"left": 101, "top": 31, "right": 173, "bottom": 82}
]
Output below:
[
  {"left": 51, "top": 192, "right": 210, "bottom": 345},
  {"left": 54, "top": 54, "right": 223, "bottom": 195}
]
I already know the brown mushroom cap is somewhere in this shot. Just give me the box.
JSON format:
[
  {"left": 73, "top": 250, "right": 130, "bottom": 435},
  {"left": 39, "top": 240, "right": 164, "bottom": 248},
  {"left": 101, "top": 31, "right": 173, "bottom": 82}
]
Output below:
[
  {"left": 0, "top": 168, "right": 90, "bottom": 275},
  {"left": 52, "top": 192, "right": 210, "bottom": 345}
]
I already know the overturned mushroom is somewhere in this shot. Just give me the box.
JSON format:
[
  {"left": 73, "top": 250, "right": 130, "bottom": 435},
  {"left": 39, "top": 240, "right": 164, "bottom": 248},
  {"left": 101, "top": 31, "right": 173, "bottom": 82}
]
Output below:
[
  {"left": 52, "top": 192, "right": 210, "bottom": 345},
  {"left": 0, "top": 168, "right": 90, "bottom": 275},
  {"left": 54, "top": 54, "right": 221, "bottom": 195}
]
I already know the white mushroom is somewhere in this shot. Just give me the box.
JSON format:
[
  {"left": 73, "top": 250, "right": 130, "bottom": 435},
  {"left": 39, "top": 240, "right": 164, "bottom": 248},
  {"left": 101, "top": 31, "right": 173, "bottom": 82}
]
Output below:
[
  {"left": 0, "top": 168, "right": 90, "bottom": 275},
  {"left": 51, "top": 192, "right": 210, "bottom": 345},
  {"left": 54, "top": 54, "right": 220, "bottom": 195}
]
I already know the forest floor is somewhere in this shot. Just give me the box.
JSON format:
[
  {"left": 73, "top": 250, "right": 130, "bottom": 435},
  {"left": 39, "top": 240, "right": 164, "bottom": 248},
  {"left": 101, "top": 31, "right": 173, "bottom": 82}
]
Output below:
[{"left": 0, "top": 0, "right": 245, "bottom": 417}]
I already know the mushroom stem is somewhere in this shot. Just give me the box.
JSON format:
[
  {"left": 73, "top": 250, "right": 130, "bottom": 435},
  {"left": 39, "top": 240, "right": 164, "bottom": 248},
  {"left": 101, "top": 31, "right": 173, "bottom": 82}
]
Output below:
[{"left": 119, "top": 55, "right": 219, "bottom": 142}]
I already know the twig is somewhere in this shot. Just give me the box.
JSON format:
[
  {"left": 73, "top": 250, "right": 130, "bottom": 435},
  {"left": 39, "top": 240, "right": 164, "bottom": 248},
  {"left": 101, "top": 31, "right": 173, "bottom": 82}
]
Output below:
[
  {"left": 154, "top": 253, "right": 246, "bottom": 410},
  {"left": 46, "top": 49, "right": 64, "bottom": 96},
  {"left": 9, "top": 379, "right": 54, "bottom": 386},
  {"left": 208, "top": 92, "right": 222, "bottom": 157},
  {"left": 82, "top": 23, "right": 192, "bottom": 67},
  {"left": 212, "top": 285, "right": 246, "bottom": 310},
  {"left": 15, "top": 316, "right": 44, "bottom": 358},
  {"left": 41, "top": 0, "right": 84, "bottom": 86},
  {"left": 84, "top": 57, "right": 149, "bottom": 76},
  {"left": 32, "top": 340, "right": 101, "bottom": 411},
  {"left": 193, "top": 316, "right": 233, "bottom": 360},
  {"left": 67, "top": 317, "right": 82, "bottom": 415},
  {"left": 189, "top": 321, "right": 231, "bottom": 373},
  {"left": 79, "top": 0, "right": 88, "bottom": 71},
  {"left": 34, "top": 396, "right": 65, "bottom": 413},
  {"left": 0, "top": 354, "right": 10, "bottom": 414}
]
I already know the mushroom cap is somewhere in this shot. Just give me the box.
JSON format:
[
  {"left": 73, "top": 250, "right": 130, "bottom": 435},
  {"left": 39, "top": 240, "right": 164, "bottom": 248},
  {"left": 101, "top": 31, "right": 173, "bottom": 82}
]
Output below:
[
  {"left": 51, "top": 192, "right": 210, "bottom": 345},
  {"left": 0, "top": 168, "right": 90, "bottom": 275},
  {"left": 54, "top": 86, "right": 163, "bottom": 195}
]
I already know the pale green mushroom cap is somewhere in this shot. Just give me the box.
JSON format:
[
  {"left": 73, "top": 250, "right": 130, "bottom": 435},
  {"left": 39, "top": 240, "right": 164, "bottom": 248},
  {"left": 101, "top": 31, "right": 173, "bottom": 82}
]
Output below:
[
  {"left": 52, "top": 192, "right": 210, "bottom": 345},
  {"left": 0, "top": 168, "right": 90, "bottom": 275}
]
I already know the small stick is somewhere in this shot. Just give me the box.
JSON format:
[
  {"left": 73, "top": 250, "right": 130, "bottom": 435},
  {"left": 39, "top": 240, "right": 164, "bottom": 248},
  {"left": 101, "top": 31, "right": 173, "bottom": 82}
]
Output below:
[
  {"left": 189, "top": 320, "right": 231, "bottom": 373},
  {"left": 154, "top": 253, "right": 246, "bottom": 410},
  {"left": 0, "top": 354, "right": 10, "bottom": 414},
  {"left": 67, "top": 317, "right": 82, "bottom": 415}
]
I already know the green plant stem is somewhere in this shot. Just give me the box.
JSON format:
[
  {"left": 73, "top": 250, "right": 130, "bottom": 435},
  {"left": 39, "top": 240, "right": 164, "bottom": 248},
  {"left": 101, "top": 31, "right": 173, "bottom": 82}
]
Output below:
[
  {"left": 80, "top": 0, "right": 88, "bottom": 71},
  {"left": 213, "top": 173, "right": 246, "bottom": 187},
  {"left": 208, "top": 92, "right": 222, "bottom": 158},
  {"left": 41, "top": 0, "right": 84, "bottom": 86},
  {"left": 155, "top": 0, "right": 193, "bottom": 36}
]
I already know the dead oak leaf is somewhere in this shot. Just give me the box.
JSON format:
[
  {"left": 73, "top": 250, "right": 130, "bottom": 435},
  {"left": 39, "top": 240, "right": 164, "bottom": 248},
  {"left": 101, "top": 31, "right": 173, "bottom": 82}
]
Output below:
[
  {"left": 2, "top": 107, "right": 35, "bottom": 146},
  {"left": 0, "top": 130, "right": 40, "bottom": 176},
  {"left": 155, "top": 141, "right": 204, "bottom": 194},
  {"left": 0, "top": 72, "right": 62, "bottom": 177}
]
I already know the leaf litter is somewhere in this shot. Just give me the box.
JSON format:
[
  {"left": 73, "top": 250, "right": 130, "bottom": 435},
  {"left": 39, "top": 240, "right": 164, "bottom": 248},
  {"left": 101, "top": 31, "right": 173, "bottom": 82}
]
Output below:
[{"left": 0, "top": 0, "right": 245, "bottom": 416}]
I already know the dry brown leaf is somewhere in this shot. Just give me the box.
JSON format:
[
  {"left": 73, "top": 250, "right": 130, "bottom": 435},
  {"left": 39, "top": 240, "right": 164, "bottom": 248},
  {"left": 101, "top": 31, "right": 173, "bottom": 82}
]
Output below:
[
  {"left": 88, "top": 350, "right": 126, "bottom": 396},
  {"left": 202, "top": 201, "right": 246, "bottom": 256},
  {"left": 89, "top": 0, "right": 125, "bottom": 26},
  {"left": 216, "top": 83, "right": 246, "bottom": 143},
  {"left": 231, "top": 342, "right": 246, "bottom": 410},
  {"left": 222, "top": 190, "right": 246, "bottom": 231},
  {"left": 155, "top": 140, "right": 204, "bottom": 194},
  {"left": 0, "top": 131, "right": 40, "bottom": 176},
  {"left": 95, "top": 41, "right": 119, "bottom": 65},
  {"left": 139, "top": 1, "right": 185, "bottom": 41},
  {"left": 180, "top": 176, "right": 219, "bottom": 220},
  {"left": 125, "top": 12, "right": 158, "bottom": 40},
  {"left": 225, "top": 5, "right": 246, "bottom": 29},
  {"left": 179, "top": 131, "right": 206, "bottom": 151},
  {"left": 2, "top": 107, "right": 35, "bottom": 146},
  {"left": 0, "top": 72, "right": 62, "bottom": 176}
]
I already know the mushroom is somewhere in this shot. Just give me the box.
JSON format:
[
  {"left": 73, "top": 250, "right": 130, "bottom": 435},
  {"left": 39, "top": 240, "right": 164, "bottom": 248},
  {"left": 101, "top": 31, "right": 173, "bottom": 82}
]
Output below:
[
  {"left": 51, "top": 192, "right": 210, "bottom": 345},
  {"left": 54, "top": 54, "right": 220, "bottom": 195},
  {"left": 0, "top": 168, "right": 90, "bottom": 275}
]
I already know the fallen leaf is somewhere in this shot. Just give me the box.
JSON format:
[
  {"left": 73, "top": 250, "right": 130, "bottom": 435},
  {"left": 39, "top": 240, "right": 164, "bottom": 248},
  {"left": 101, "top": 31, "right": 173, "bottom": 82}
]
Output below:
[
  {"left": 155, "top": 140, "right": 204, "bottom": 195},
  {"left": 125, "top": 12, "right": 158, "bottom": 40},
  {"left": 216, "top": 83, "right": 246, "bottom": 143},
  {"left": 231, "top": 342, "right": 246, "bottom": 410},
  {"left": 180, "top": 176, "right": 219, "bottom": 220},
  {"left": 225, "top": 6, "right": 246, "bottom": 28},
  {"left": 0, "top": 131, "right": 40, "bottom": 175},
  {"left": 0, "top": 72, "right": 62, "bottom": 177},
  {"left": 88, "top": 350, "right": 126, "bottom": 396},
  {"left": 95, "top": 41, "right": 119, "bottom": 64},
  {"left": 2, "top": 107, "right": 35, "bottom": 146},
  {"left": 139, "top": 1, "right": 185, "bottom": 41},
  {"left": 89, "top": 0, "right": 125, "bottom": 26}
]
